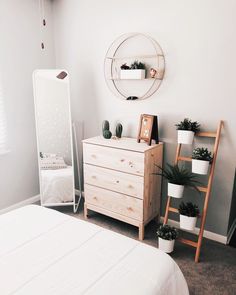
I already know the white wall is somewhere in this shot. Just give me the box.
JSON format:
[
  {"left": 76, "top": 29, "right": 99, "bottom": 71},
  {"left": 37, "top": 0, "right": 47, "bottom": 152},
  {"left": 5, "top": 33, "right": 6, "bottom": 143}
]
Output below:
[
  {"left": 53, "top": 0, "right": 236, "bottom": 236},
  {"left": 0, "top": 0, "right": 55, "bottom": 209}
]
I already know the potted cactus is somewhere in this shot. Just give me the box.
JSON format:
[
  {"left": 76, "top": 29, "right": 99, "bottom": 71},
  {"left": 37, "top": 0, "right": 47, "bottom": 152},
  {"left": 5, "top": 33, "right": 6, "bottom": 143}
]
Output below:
[
  {"left": 153, "top": 164, "right": 200, "bottom": 198},
  {"left": 175, "top": 118, "right": 200, "bottom": 144},
  {"left": 102, "top": 120, "right": 112, "bottom": 139},
  {"left": 115, "top": 123, "right": 123, "bottom": 138},
  {"left": 120, "top": 60, "right": 146, "bottom": 80},
  {"left": 178, "top": 202, "right": 200, "bottom": 231},
  {"left": 192, "top": 147, "right": 213, "bottom": 175},
  {"left": 157, "top": 224, "right": 178, "bottom": 253}
]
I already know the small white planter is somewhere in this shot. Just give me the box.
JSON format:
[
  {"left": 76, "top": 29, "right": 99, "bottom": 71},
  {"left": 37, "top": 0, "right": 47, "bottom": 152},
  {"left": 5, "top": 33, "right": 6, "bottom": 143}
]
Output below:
[
  {"left": 120, "top": 69, "right": 146, "bottom": 80},
  {"left": 192, "top": 159, "right": 210, "bottom": 175},
  {"left": 168, "top": 183, "right": 184, "bottom": 198},
  {"left": 177, "top": 130, "right": 194, "bottom": 144},
  {"left": 158, "top": 238, "right": 175, "bottom": 253},
  {"left": 180, "top": 215, "right": 197, "bottom": 231}
]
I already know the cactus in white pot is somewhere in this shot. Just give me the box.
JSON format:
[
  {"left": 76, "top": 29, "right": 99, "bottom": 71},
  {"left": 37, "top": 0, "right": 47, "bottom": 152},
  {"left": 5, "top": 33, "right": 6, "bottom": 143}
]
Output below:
[
  {"left": 178, "top": 202, "right": 200, "bottom": 231},
  {"left": 175, "top": 118, "right": 200, "bottom": 144},
  {"left": 157, "top": 224, "right": 178, "bottom": 253},
  {"left": 153, "top": 164, "right": 200, "bottom": 199},
  {"left": 192, "top": 147, "right": 213, "bottom": 175}
]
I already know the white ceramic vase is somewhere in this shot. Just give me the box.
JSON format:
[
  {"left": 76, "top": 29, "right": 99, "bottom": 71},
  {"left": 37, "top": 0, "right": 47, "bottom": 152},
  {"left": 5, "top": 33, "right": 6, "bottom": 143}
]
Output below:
[
  {"left": 158, "top": 238, "right": 175, "bottom": 253},
  {"left": 180, "top": 215, "right": 197, "bottom": 231},
  {"left": 177, "top": 130, "right": 194, "bottom": 144},
  {"left": 192, "top": 159, "right": 210, "bottom": 175},
  {"left": 120, "top": 69, "right": 146, "bottom": 80},
  {"left": 168, "top": 183, "right": 184, "bottom": 198}
]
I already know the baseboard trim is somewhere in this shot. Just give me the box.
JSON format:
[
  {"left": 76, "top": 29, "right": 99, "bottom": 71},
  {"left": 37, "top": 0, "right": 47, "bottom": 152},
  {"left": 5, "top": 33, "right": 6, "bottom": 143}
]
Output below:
[
  {"left": 160, "top": 217, "right": 227, "bottom": 245},
  {"left": 0, "top": 195, "right": 40, "bottom": 215},
  {"left": 227, "top": 218, "right": 236, "bottom": 244}
]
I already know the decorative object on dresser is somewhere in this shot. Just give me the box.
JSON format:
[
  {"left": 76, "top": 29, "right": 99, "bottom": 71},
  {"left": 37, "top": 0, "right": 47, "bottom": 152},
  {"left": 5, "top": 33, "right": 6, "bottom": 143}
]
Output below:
[
  {"left": 104, "top": 32, "right": 165, "bottom": 100},
  {"left": 164, "top": 121, "right": 223, "bottom": 262},
  {"left": 115, "top": 123, "right": 123, "bottom": 138},
  {"left": 83, "top": 136, "right": 163, "bottom": 240},
  {"left": 137, "top": 114, "right": 159, "bottom": 145},
  {"left": 175, "top": 118, "right": 200, "bottom": 144},
  {"left": 102, "top": 120, "right": 112, "bottom": 139},
  {"left": 157, "top": 224, "right": 178, "bottom": 253},
  {"left": 192, "top": 147, "right": 213, "bottom": 175},
  {"left": 154, "top": 164, "right": 200, "bottom": 199},
  {"left": 178, "top": 202, "right": 200, "bottom": 231}
]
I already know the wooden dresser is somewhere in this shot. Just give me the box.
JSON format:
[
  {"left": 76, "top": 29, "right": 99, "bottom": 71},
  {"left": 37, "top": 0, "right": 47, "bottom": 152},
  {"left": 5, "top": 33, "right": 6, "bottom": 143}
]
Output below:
[{"left": 83, "top": 136, "right": 163, "bottom": 240}]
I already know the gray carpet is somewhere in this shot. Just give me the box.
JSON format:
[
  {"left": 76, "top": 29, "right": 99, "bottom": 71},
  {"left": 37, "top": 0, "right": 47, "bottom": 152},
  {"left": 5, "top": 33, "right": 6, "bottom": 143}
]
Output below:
[{"left": 53, "top": 202, "right": 236, "bottom": 295}]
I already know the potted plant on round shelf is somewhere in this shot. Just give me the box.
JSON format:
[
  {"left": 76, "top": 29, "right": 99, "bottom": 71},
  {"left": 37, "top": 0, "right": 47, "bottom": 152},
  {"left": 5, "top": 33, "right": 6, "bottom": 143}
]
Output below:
[
  {"left": 175, "top": 118, "right": 200, "bottom": 144},
  {"left": 157, "top": 224, "right": 178, "bottom": 253},
  {"left": 178, "top": 202, "right": 200, "bottom": 231},
  {"left": 120, "top": 60, "right": 146, "bottom": 80},
  {"left": 154, "top": 164, "right": 200, "bottom": 198},
  {"left": 192, "top": 147, "right": 213, "bottom": 175}
]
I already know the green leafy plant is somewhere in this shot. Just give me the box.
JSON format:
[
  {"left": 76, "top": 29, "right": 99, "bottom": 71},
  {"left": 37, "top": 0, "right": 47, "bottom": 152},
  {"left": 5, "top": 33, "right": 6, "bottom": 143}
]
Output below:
[
  {"left": 157, "top": 224, "right": 178, "bottom": 241},
  {"left": 130, "top": 60, "right": 146, "bottom": 70},
  {"left": 192, "top": 147, "right": 213, "bottom": 162},
  {"left": 175, "top": 118, "right": 200, "bottom": 133},
  {"left": 178, "top": 202, "right": 200, "bottom": 217},
  {"left": 153, "top": 164, "right": 200, "bottom": 191},
  {"left": 120, "top": 63, "right": 130, "bottom": 70}
]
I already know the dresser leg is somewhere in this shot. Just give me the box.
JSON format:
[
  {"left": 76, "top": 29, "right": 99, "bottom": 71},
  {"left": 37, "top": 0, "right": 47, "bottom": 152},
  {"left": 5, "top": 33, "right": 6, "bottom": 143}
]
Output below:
[
  {"left": 84, "top": 203, "right": 88, "bottom": 219},
  {"left": 139, "top": 223, "right": 144, "bottom": 241}
]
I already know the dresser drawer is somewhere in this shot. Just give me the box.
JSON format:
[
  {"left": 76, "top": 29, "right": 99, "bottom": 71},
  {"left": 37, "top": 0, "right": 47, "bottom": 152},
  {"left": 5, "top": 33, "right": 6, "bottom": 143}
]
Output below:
[
  {"left": 84, "top": 164, "right": 144, "bottom": 199},
  {"left": 83, "top": 143, "right": 144, "bottom": 176},
  {"left": 85, "top": 184, "right": 143, "bottom": 221}
]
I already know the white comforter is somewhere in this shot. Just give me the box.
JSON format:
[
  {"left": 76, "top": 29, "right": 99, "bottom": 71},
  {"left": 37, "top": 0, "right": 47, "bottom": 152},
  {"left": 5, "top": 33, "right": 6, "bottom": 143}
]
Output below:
[{"left": 0, "top": 205, "right": 189, "bottom": 295}]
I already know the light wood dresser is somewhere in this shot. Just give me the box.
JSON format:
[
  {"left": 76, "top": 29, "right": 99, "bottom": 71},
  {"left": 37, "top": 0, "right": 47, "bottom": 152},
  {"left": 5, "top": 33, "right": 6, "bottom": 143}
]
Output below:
[{"left": 83, "top": 136, "right": 163, "bottom": 240}]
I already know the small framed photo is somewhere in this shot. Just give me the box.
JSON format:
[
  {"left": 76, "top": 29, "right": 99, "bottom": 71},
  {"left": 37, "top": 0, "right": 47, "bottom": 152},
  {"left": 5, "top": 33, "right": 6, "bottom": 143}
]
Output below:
[{"left": 137, "top": 114, "right": 159, "bottom": 145}]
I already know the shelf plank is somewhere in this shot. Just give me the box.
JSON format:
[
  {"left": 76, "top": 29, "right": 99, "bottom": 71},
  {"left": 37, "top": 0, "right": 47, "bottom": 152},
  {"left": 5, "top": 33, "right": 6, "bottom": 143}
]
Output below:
[
  {"left": 178, "top": 237, "right": 198, "bottom": 248},
  {"left": 108, "top": 78, "right": 163, "bottom": 81},
  {"left": 196, "top": 132, "right": 217, "bottom": 138},
  {"left": 106, "top": 54, "right": 164, "bottom": 60},
  {"left": 168, "top": 206, "right": 178, "bottom": 213},
  {"left": 197, "top": 186, "right": 208, "bottom": 193},
  {"left": 178, "top": 156, "right": 192, "bottom": 162}
]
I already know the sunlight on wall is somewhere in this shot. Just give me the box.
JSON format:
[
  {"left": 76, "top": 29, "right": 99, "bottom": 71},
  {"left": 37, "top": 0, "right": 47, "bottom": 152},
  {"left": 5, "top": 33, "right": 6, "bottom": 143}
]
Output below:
[{"left": 0, "top": 77, "right": 9, "bottom": 154}]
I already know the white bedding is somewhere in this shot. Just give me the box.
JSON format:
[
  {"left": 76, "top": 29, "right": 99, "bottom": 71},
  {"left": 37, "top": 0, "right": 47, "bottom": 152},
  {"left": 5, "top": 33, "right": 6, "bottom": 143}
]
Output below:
[
  {"left": 41, "top": 166, "right": 73, "bottom": 203},
  {"left": 0, "top": 205, "right": 189, "bottom": 295}
]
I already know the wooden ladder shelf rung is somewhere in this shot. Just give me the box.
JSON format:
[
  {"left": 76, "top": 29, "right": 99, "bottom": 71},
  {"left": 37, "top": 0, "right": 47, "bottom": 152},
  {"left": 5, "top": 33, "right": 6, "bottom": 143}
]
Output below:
[{"left": 163, "top": 120, "right": 223, "bottom": 263}]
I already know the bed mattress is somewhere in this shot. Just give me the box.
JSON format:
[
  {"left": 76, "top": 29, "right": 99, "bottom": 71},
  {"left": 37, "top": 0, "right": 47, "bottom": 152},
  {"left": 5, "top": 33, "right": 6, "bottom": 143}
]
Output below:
[{"left": 0, "top": 205, "right": 189, "bottom": 295}]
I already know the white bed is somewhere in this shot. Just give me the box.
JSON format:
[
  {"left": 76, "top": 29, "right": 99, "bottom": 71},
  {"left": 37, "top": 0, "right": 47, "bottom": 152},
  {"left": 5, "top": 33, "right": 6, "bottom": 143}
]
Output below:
[
  {"left": 0, "top": 205, "right": 189, "bottom": 295},
  {"left": 41, "top": 166, "right": 73, "bottom": 203}
]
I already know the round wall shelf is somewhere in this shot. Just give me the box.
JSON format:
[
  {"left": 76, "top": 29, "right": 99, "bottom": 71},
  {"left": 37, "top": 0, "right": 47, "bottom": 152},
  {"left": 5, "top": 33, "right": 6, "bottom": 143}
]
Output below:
[{"left": 104, "top": 33, "right": 165, "bottom": 101}]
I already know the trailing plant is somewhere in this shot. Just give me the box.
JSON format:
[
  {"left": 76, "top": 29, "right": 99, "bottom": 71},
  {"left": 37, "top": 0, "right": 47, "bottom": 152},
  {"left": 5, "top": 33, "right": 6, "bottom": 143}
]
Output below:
[
  {"left": 115, "top": 123, "right": 123, "bottom": 138},
  {"left": 178, "top": 202, "right": 200, "bottom": 217},
  {"left": 175, "top": 118, "right": 200, "bottom": 133},
  {"left": 153, "top": 164, "right": 200, "bottom": 191},
  {"left": 157, "top": 224, "right": 178, "bottom": 241},
  {"left": 130, "top": 60, "right": 145, "bottom": 70},
  {"left": 192, "top": 147, "right": 213, "bottom": 162}
]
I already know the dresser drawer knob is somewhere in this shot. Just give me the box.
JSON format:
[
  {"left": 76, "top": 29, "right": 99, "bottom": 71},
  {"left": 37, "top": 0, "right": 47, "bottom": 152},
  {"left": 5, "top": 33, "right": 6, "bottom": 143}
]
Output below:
[
  {"left": 91, "top": 154, "right": 96, "bottom": 158},
  {"left": 92, "top": 175, "right": 97, "bottom": 179},
  {"left": 93, "top": 196, "right": 97, "bottom": 200},
  {"left": 116, "top": 180, "right": 120, "bottom": 183},
  {"left": 127, "top": 207, "right": 134, "bottom": 212},
  {"left": 120, "top": 159, "right": 125, "bottom": 162}
]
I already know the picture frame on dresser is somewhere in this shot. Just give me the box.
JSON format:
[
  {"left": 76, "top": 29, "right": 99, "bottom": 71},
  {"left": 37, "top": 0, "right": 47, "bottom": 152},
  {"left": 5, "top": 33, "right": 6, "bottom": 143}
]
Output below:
[
  {"left": 137, "top": 114, "right": 159, "bottom": 145},
  {"left": 82, "top": 136, "right": 163, "bottom": 240}
]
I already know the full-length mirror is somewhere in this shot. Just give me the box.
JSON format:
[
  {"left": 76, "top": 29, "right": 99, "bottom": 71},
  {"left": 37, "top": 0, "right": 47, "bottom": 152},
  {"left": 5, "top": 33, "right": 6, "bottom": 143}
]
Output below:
[{"left": 33, "top": 70, "right": 76, "bottom": 210}]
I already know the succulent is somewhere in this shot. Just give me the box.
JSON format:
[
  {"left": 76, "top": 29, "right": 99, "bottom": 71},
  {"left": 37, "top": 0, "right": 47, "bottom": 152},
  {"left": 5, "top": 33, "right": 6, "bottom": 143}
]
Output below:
[
  {"left": 120, "top": 63, "right": 130, "bottom": 70},
  {"left": 103, "top": 130, "right": 112, "bottom": 139},
  {"left": 157, "top": 224, "right": 178, "bottom": 241},
  {"left": 175, "top": 118, "right": 200, "bottom": 133},
  {"left": 192, "top": 147, "right": 213, "bottom": 162},
  {"left": 115, "top": 123, "right": 123, "bottom": 138},
  {"left": 102, "top": 120, "right": 110, "bottom": 132},
  {"left": 130, "top": 60, "right": 146, "bottom": 70},
  {"left": 178, "top": 202, "right": 200, "bottom": 217},
  {"left": 153, "top": 164, "right": 201, "bottom": 191}
]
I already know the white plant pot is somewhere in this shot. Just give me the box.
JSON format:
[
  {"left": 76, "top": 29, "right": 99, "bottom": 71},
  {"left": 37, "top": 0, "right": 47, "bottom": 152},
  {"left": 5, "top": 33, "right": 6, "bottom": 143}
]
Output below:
[
  {"left": 168, "top": 183, "right": 184, "bottom": 198},
  {"left": 158, "top": 238, "right": 175, "bottom": 253},
  {"left": 120, "top": 69, "right": 146, "bottom": 80},
  {"left": 177, "top": 130, "right": 194, "bottom": 144},
  {"left": 192, "top": 159, "right": 210, "bottom": 175},
  {"left": 180, "top": 215, "right": 197, "bottom": 231}
]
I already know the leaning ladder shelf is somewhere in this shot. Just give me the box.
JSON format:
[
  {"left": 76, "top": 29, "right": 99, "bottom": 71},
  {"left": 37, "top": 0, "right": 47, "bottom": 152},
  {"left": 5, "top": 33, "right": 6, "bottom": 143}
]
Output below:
[{"left": 163, "top": 121, "right": 223, "bottom": 263}]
